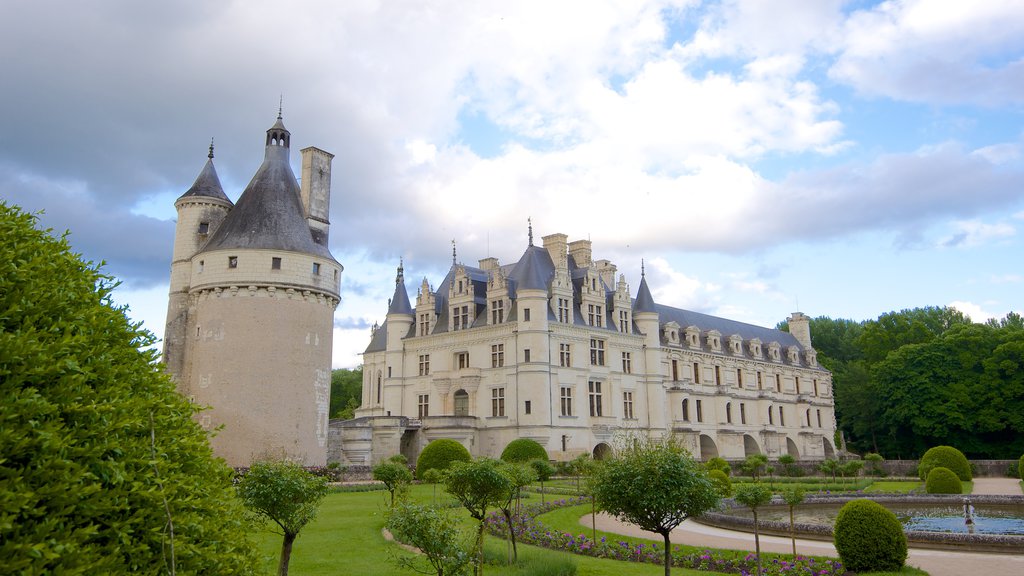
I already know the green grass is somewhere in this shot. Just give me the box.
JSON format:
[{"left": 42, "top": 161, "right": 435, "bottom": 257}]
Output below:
[{"left": 864, "top": 481, "right": 922, "bottom": 493}]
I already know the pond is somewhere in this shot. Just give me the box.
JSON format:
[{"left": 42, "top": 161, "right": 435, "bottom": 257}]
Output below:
[{"left": 730, "top": 502, "right": 1024, "bottom": 535}]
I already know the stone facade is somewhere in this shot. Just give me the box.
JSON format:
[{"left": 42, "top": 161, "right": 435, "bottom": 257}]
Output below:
[
  {"left": 343, "top": 229, "right": 836, "bottom": 466},
  {"left": 163, "top": 116, "right": 341, "bottom": 466}
]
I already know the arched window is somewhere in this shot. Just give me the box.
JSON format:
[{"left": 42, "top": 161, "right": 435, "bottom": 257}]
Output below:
[
  {"left": 726, "top": 402, "right": 732, "bottom": 424},
  {"left": 806, "top": 408, "right": 812, "bottom": 427},
  {"left": 768, "top": 405, "right": 774, "bottom": 425},
  {"left": 682, "top": 399, "right": 689, "bottom": 422},
  {"left": 454, "top": 389, "right": 469, "bottom": 417}
]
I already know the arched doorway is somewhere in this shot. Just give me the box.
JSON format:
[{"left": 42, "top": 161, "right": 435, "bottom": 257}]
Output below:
[
  {"left": 822, "top": 437, "right": 835, "bottom": 458},
  {"left": 453, "top": 389, "right": 469, "bottom": 416},
  {"left": 743, "top": 434, "right": 761, "bottom": 457},
  {"left": 593, "top": 443, "right": 613, "bottom": 460},
  {"left": 699, "top": 434, "right": 719, "bottom": 460},
  {"left": 786, "top": 437, "right": 800, "bottom": 458}
]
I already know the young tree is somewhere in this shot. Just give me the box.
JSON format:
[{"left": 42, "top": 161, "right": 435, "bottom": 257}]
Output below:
[
  {"left": 734, "top": 483, "right": 773, "bottom": 575},
  {"left": 777, "top": 454, "right": 798, "bottom": 477},
  {"left": 443, "top": 459, "right": 512, "bottom": 576},
  {"left": 592, "top": 437, "right": 719, "bottom": 576},
  {"left": 496, "top": 462, "right": 537, "bottom": 563},
  {"left": 741, "top": 454, "right": 769, "bottom": 481},
  {"left": 864, "top": 453, "right": 885, "bottom": 476},
  {"left": 841, "top": 460, "right": 864, "bottom": 484},
  {"left": 781, "top": 487, "right": 806, "bottom": 556},
  {"left": 422, "top": 468, "right": 444, "bottom": 505},
  {"left": 386, "top": 502, "right": 470, "bottom": 576},
  {"left": 374, "top": 460, "right": 414, "bottom": 507},
  {"left": 529, "top": 459, "right": 555, "bottom": 504},
  {"left": 0, "top": 203, "right": 257, "bottom": 575},
  {"left": 237, "top": 460, "right": 329, "bottom": 576},
  {"left": 818, "top": 458, "right": 841, "bottom": 483}
]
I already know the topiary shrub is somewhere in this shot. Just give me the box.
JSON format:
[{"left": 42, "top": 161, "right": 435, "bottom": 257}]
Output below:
[
  {"left": 925, "top": 466, "right": 962, "bottom": 494},
  {"left": 705, "top": 456, "right": 731, "bottom": 476},
  {"left": 708, "top": 469, "right": 732, "bottom": 497},
  {"left": 500, "top": 438, "right": 549, "bottom": 463},
  {"left": 918, "top": 446, "right": 972, "bottom": 481},
  {"left": 834, "top": 499, "right": 907, "bottom": 573},
  {"left": 416, "top": 439, "right": 471, "bottom": 479}
]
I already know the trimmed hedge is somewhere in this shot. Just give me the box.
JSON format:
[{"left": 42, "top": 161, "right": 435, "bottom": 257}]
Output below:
[
  {"left": 833, "top": 499, "right": 907, "bottom": 573},
  {"left": 500, "top": 438, "right": 548, "bottom": 463},
  {"left": 919, "top": 446, "right": 972, "bottom": 481},
  {"left": 708, "top": 469, "right": 732, "bottom": 497},
  {"left": 416, "top": 439, "right": 471, "bottom": 479},
  {"left": 925, "top": 466, "right": 962, "bottom": 494}
]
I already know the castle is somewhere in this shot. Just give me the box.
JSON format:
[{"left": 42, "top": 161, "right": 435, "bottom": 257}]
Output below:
[
  {"left": 163, "top": 114, "right": 341, "bottom": 466},
  {"left": 336, "top": 227, "right": 836, "bottom": 466}
]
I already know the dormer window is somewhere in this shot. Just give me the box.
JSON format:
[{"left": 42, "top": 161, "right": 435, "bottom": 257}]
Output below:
[{"left": 788, "top": 346, "right": 801, "bottom": 365}]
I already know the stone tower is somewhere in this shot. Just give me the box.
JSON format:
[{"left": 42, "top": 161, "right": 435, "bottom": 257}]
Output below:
[{"left": 163, "top": 114, "right": 342, "bottom": 466}]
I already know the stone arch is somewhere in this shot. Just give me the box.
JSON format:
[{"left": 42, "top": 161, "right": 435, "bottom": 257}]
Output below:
[
  {"left": 593, "top": 442, "right": 613, "bottom": 461},
  {"left": 453, "top": 389, "right": 469, "bottom": 416},
  {"left": 699, "top": 434, "right": 719, "bottom": 460},
  {"left": 743, "top": 434, "right": 761, "bottom": 457},
  {"left": 822, "top": 437, "right": 836, "bottom": 458},
  {"left": 786, "top": 437, "right": 800, "bottom": 458}
]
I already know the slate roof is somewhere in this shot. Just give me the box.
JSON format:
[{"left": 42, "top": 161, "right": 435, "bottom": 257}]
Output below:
[
  {"left": 633, "top": 273, "right": 657, "bottom": 313},
  {"left": 179, "top": 154, "right": 231, "bottom": 203},
  {"left": 388, "top": 266, "right": 413, "bottom": 315},
  {"left": 508, "top": 245, "right": 555, "bottom": 292},
  {"left": 655, "top": 304, "right": 803, "bottom": 349}
]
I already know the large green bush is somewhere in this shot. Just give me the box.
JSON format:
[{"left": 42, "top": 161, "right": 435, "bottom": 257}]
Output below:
[
  {"left": 0, "top": 203, "right": 256, "bottom": 574},
  {"left": 834, "top": 499, "right": 907, "bottom": 573},
  {"left": 500, "top": 438, "right": 549, "bottom": 463},
  {"left": 705, "top": 456, "right": 731, "bottom": 476},
  {"left": 925, "top": 467, "right": 963, "bottom": 494},
  {"left": 416, "top": 438, "right": 471, "bottom": 479},
  {"left": 918, "top": 445, "right": 972, "bottom": 481}
]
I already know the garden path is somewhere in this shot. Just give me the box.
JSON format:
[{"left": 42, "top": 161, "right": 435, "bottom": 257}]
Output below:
[{"left": 971, "top": 477, "right": 1022, "bottom": 495}]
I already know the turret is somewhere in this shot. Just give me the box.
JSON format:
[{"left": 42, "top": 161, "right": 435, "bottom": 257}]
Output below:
[
  {"left": 633, "top": 261, "right": 660, "bottom": 348},
  {"left": 386, "top": 261, "right": 414, "bottom": 350}
]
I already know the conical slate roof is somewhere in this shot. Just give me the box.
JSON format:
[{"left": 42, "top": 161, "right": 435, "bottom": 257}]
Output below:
[
  {"left": 388, "top": 262, "right": 413, "bottom": 315},
  {"left": 178, "top": 145, "right": 231, "bottom": 202},
  {"left": 199, "top": 117, "right": 334, "bottom": 260},
  {"left": 633, "top": 270, "right": 657, "bottom": 313},
  {"left": 508, "top": 245, "right": 554, "bottom": 292}
]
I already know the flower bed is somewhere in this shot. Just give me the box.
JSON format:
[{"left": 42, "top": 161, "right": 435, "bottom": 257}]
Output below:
[{"left": 484, "top": 498, "right": 846, "bottom": 575}]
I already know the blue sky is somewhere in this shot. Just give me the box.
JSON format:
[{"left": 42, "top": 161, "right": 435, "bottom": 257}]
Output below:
[{"left": 1, "top": 0, "right": 1022, "bottom": 368}]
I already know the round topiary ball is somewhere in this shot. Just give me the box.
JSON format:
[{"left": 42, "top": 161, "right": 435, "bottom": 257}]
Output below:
[
  {"left": 416, "top": 439, "right": 471, "bottom": 479},
  {"left": 500, "top": 438, "right": 549, "bottom": 463},
  {"left": 834, "top": 499, "right": 907, "bottom": 573},
  {"left": 708, "top": 469, "right": 732, "bottom": 497},
  {"left": 925, "top": 466, "right": 962, "bottom": 494},
  {"left": 918, "top": 446, "right": 972, "bottom": 482}
]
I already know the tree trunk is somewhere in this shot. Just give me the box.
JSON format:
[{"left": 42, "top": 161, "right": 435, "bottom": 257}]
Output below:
[
  {"left": 591, "top": 499, "right": 596, "bottom": 542},
  {"left": 661, "top": 531, "right": 672, "bottom": 576},
  {"left": 789, "top": 506, "right": 797, "bottom": 556},
  {"left": 502, "top": 509, "right": 518, "bottom": 563},
  {"left": 278, "top": 532, "right": 297, "bottom": 576},
  {"left": 752, "top": 510, "right": 762, "bottom": 575},
  {"left": 540, "top": 481, "right": 545, "bottom": 504},
  {"left": 475, "top": 520, "right": 485, "bottom": 576}
]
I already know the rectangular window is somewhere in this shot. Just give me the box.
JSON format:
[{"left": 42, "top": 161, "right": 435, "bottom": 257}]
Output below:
[
  {"left": 693, "top": 362, "right": 700, "bottom": 384},
  {"left": 228, "top": 256, "right": 238, "bottom": 268},
  {"left": 736, "top": 369, "right": 743, "bottom": 388},
  {"left": 418, "top": 354, "right": 430, "bottom": 376},
  {"left": 524, "top": 349, "right": 531, "bottom": 363},
  {"left": 589, "top": 339, "right": 605, "bottom": 366},
  {"left": 419, "top": 313, "right": 431, "bottom": 336},
  {"left": 491, "top": 387, "right": 505, "bottom": 417},
  {"left": 696, "top": 399, "right": 703, "bottom": 423},
  {"left": 523, "top": 308, "right": 531, "bottom": 321},
  {"left": 779, "top": 406, "right": 785, "bottom": 426},
  {"left": 198, "top": 221, "right": 210, "bottom": 234},
  {"left": 271, "top": 257, "right": 282, "bottom": 270},
  {"left": 623, "top": 391, "right": 634, "bottom": 419},
  {"left": 453, "top": 305, "right": 470, "bottom": 330},
  {"left": 558, "top": 298, "right": 571, "bottom": 323},
  {"left": 559, "top": 343, "right": 571, "bottom": 367},
  {"left": 795, "top": 376, "right": 801, "bottom": 394},
  {"left": 672, "top": 360, "right": 679, "bottom": 381},
  {"left": 715, "top": 365, "right": 722, "bottom": 385},
  {"left": 619, "top": 310, "right": 630, "bottom": 333},
  {"left": 457, "top": 352, "right": 469, "bottom": 369},
  {"left": 587, "top": 304, "right": 603, "bottom": 327},
  {"left": 621, "top": 352, "right": 632, "bottom": 374},
  {"left": 726, "top": 403, "right": 732, "bottom": 423},
  {"left": 740, "top": 403, "right": 747, "bottom": 424},
  {"left": 491, "top": 300, "right": 504, "bottom": 324},
  {"left": 524, "top": 400, "right": 531, "bottom": 415},
  {"left": 418, "top": 394, "right": 429, "bottom": 419},
  {"left": 560, "top": 386, "right": 573, "bottom": 416},
  {"left": 757, "top": 371, "right": 763, "bottom": 389},
  {"left": 817, "top": 409, "right": 822, "bottom": 427},
  {"left": 491, "top": 344, "right": 504, "bottom": 368},
  {"left": 776, "top": 374, "right": 782, "bottom": 392},
  {"left": 588, "top": 381, "right": 603, "bottom": 417},
  {"left": 682, "top": 399, "right": 690, "bottom": 421},
  {"left": 312, "top": 262, "right": 321, "bottom": 275},
  {"left": 813, "top": 379, "right": 819, "bottom": 396}
]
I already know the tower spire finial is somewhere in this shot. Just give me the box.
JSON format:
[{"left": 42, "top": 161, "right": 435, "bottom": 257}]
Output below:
[
  {"left": 641, "top": 258, "right": 645, "bottom": 278},
  {"left": 208, "top": 137, "right": 215, "bottom": 159},
  {"left": 396, "top": 258, "right": 404, "bottom": 285},
  {"left": 528, "top": 217, "right": 533, "bottom": 246},
  {"left": 451, "top": 239, "right": 458, "bottom": 265},
  {"left": 278, "top": 94, "right": 283, "bottom": 119}
]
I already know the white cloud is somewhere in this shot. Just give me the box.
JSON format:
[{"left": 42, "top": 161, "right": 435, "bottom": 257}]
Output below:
[
  {"left": 939, "top": 219, "right": 1016, "bottom": 248},
  {"left": 948, "top": 300, "right": 1002, "bottom": 323}
]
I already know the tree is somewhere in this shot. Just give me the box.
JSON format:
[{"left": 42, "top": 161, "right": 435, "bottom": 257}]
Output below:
[
  {"left": 386, "top": 502, "right": 470, "bottom": 576},
  {"left": 777, "top": 454, "right": 799, "bottom": 477},
  {"left": 864, "top": 453, "right": 885, "bottom": 476},
  {"left": 529, "top": 459, "right": 555, "bottom": 504},
  {"left": 841, "top": 460, "right": 864, "bottom": 484},
  {"left": 0, "top": 203, "right": 257, "bottom": 574},
  {"left": 818, "top": 459, "right": 841, "bottom": 483},
  {"left": 500, "top": 438, "right": 548, "bottom": 463},
  {"left": 330, "top": 367, "right": 363, "bottom": 419},
  {"left": 740, "top": 454, "right": 768, "bottom": 481},
  {"left": 422, "top": 468, "right": 444, "bottom": 505},
  {"left": 781, "top": 487, "right": 805, "bottom": 556},
  {"left": 495, "top": 462, "right": 537, "bottom": 563},
  {"left": 237, "top": 460, "right": 329, "bottom": 576},
  {"left": 734, "top": 483, "right": 773, "bottom": 575},
  {"left": 374, "top": 460, "right": 414, "bottom": 507},
  {"left": 417, "top": 439, "right": 472, "bottom": 479},
  {"left": 592, "top": 437, "right": 719, "bottom": 576},
  {"left": 443, "top": 459, "right": 512, "bottom": 576}
]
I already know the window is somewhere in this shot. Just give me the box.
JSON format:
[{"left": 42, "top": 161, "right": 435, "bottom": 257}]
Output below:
[
  {"left": 524, "top": 400, "right": 531, "bottom": 414},
  {"left": 491, "top": 300, "right": 504, "bottom": 324},
  {"left": 454, "top": 390, "right": 469, "bottom": 416},
  {"left": 817, "top": 409, "right": 822, "bottom": 428},
  {"left": 524, "top": 349, "right": 531, "bottom": 363},
  {"left": 806, "top": 408, "right": 812, "bottom": 427},
  {"left": 419, "top": 313, "right": 431, "bottom": 336},
  {"left": 736, "top": 369, "right": 743, "bottom": 388},
  {"left": 778, "top": 406, "right": 785, "bottom": 426},
  {"left": 457, "top": 352, "right": 469, "bottom": 369},
  {"left": 589, "top": 339, "right": 605, "bottom": 366},
  {"left": 491, "top": 344, "right": 504, "bottom": 368},
  {"left": 418, "top": 354, "right": 430, "bottom": 376},
  {"left": 671, "top": 360, "right": 679, "bottom": 381},
  {"left": 740, "top": 403, "right": 747, "bottom": 424},
  {"left": 682, "top": 398, "right": 690, "bottom": 421},
  {"left": 588, "top": 381, "right": 603, "bottom": 417},
  {"left": 198, "top": 260, "right": 204, "bottom": 273},
  {"left": 376, "top": 371, "right": 382, "bottom": 404},
  {"left": 776, "top": 374, "right": 782, "bottom": 392},
  {"left": 623, "top": 391, "right": 634, "bottom": 419},
  {"left": 388, "top": 367, "right": 392, "bottom": 378},
  {"left": 618, "top": 310, "right": 630, "bottom": 333},
  {"left": 813, "top": 379, "right": 819, "bottom": 396},
  {"left": 453, "top": 305, "right": 469, "bottom": 330},
  {"left": 557, "top": 298, "right": 571, "bottom": 323},
  {"left": 271, "top": 257, "right": 282, "bottom": 270},
  {"left": 693, "top": 362, "right": 700, "bottom": 384},
  {"left": 715, "top": 366, "right": 722, "bottom": 385},
  {"left": 559, "top": 343, "right": 571, "bottom": 367},
  {"left": 588, "top": 304, "right": 603, "bottom": 327},
  {"left": 795, "top": 376, "right": 801, "bottom": 394},
  {"left": 228, "top": 256, "right": 238, "bottom": 268},
  {"left": 198, "top": 221, "right": 210, "bottom": 234},
  {"left": 491, "top": 388, "right": 505, "bottom": 417},
  {"left": 726, "top": 402, "right": 732, "bottom": 424},
  {"left": 757, "top": 371, "right": 763, "bottom": 390},
  {"left": 560, "top": 386, "right": 573, "bottom": 416},
  {"left": 768, "top": 406, "right": 774, "bottom": 425},
  {"left": 418, "top": 394, "right": 429, "bottom": 419},
  {"left": 696, "top": 399, "right": 703, "bottom": 423},
  {"left": 621, "top": 352, "right": 632, "bottom": 374},
  {"left": 312, "top": 262, "right": 321, "bottom": 275},
  {"left": 523, "top": 308, "right": 531, "bottom": 321}
]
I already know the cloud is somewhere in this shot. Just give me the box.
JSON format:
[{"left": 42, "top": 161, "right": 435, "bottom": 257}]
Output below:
[
  {"left": 948, "top": 300, "right": 1002, "bottom": 323},
  {"left": 938, "top": 219, "right": 1016, "bottom": 248}
]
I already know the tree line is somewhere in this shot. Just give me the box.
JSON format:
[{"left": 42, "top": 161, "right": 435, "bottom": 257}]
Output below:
[{"left": 781, "top": 307, "right": 1024, "bottom": 459}]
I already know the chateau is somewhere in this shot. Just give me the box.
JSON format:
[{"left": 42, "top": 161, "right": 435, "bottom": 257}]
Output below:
[
  {"left": 163, "top": 114, "right": 341, "bottom": 466},
  {"left": 338, "top": 228, "right": 836, "bottom": 465}
]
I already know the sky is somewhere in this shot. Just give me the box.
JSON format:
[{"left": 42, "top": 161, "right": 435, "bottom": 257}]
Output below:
[{"left": 2, "top": 0, "right": 1022, "bottom": 369}]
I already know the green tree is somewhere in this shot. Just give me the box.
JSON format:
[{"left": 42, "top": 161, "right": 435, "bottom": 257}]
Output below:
[
  {"left": 864, "top": 453, "right": 885, "bottom": 476},
  {"left": 237, "top": 460, "right": 329, "bottom": 576},
  {"left": 417, "top": 439, "right": 472, "bottom": 479},
  {"left": 818, "top": 459, "right": 841, "bottom": 483},
  {"left": 781, "top": 487, "right": 805, "bottom": 556},
  {"left": 777, "top": 454, "right": 798, "bottom": 477},
  {"left": 0, "top": 204, "right": 257, "bottom": 574},
  {"left": 374, "top": 460, "right": 414, "bottom": 507},
  {"left": 329, "top": 367, "right": 363, "bottom": 419},
  {"left": 740, "top": 454, "right": 768, "bottom": 481},
  {"left": 734, "top": 483, "right": 773, "bottom": 575},
  {"left": 841, "top": 460, "right": 864, "bottom": 483},
  {"left": 529, "top": 459, "right": 556, "bottom": 504},
  {"left": 443, "top": 459, "right": 512, "bottom": 576},
  {"left": 422, "top": 468, "right": 444, "bottom": 505},
  {"left": 386, "top": 502, "right": 470, "bottom": 576},
  {"left": 495, "top": 462, "right": 537, "bottom": 563},
  {"left": 592, "top": 437, "right": 719, "bottom": 576}
]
